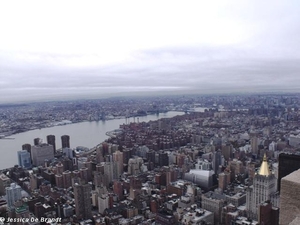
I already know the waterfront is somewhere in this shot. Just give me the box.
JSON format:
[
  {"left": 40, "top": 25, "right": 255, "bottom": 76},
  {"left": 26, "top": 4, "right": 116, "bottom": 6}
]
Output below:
[{"left": 0, "top": 111, "right": 185, "bottom": 169}]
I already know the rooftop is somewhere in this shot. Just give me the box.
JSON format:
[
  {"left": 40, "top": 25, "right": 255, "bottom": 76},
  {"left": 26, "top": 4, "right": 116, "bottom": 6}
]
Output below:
[
  {"left": 282, "top": 168, "right": 300, "bottom": 184},
  {"left": 258, "top": 154, "right": 270, "bottom": 176}
]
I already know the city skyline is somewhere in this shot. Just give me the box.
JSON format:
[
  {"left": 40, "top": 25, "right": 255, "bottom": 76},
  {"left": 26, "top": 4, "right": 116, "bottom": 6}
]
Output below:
[{"left": 1, "top": 0, "right": 300, "bottom": 103}]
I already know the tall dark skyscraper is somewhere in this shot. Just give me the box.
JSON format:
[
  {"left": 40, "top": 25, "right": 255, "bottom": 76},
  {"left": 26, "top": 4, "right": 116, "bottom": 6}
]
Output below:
[
  {"left": 61, "top": 135, "right": 70, "bottom": 148},
  {"left": 73, "top": 181, "right": 92, "bottom": 220},
  {"left": 33, "top": 138, "right": 41, "bottom": 146},
  {"left": 22, "top": 143, "right": 31, "bottom": 154},
  {"left": 278, "top": 153, "right": 300, "bottom": 191},
  {"left": 158, "top": 151, "right": 169, "bottom": 167},
  {"left": 47, "top": 135, "right": 56, "bottom": 153},
  {"left": 213, "top": 149, "right": 222, "bottom": 175}
]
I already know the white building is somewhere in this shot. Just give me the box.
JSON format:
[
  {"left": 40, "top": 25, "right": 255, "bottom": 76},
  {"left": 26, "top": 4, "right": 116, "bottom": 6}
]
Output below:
[
  {"left": 98, "top": 194, "right": 109, "bottom": 214},
  {"left": 184, "top": 169, "right": 214, "bottom": 190},
  {"left": 246, "top": 154, "right": 277, "bottom": 220},
  {"left": 31, "top": 144, "right": 54, "bottom": 166},
  {"left": 128, "top": 157, "right": 143, "bottom": 175},
  {"left": 6, "top": 183, "right": 22, "bottom": 209}
]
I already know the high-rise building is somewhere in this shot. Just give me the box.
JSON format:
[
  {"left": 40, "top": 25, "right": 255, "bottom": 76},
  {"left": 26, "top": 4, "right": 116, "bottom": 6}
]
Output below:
[
  {"left": 56, "top": 162, "right": 64, "bottom": 174},
  {"left": 62, "top": 170, "right": 72, "bottom": 189},
  {"left": 63, "top": 148, "right": 74, "bottom": 159},
  {"left": 113, "top": 150, "right": 124, "bottom": 178},
  {"left": 33, "top": 138, "right": 42, "bottom": 146},
  {"left": 73, "top": 181, "right": 92, "bottom": 220},
  {"left": 31, "top": 144, "right": 54, "bottom": 166},
  {"left": 61, "top": 135, "right": 70, "bottom": 149},
  {"left": 55, "top": 174, "right": 63, "bottom": 188},
  {"left": 158, "top": 151, "right": 169, "bottom": 167},
  {"left": 96, "top": 145, "right": 104, "bottom": 163},
  {"left": 17, "top": 150, "right": 32, "bottom": 169},
  {"left": 218, "top": 171, "right": 230, "bottom": 191},
  {"left": 166, "top": 169, "right": 178, "bottom": 185},
  {"left": 221, "top": 143, "right": 233, "bottom": 161},
  {"left": 213, "top": 149, "right": 222, "bottom": 175},
  {"left": 123, "top": 148, "right": 133, "bottom": 164},
  {"left": 47, "top": 135, "right": 56, "bottom": 153},
  {"left": 98, "top": 194, "right": 109, "bottom": 214},
  {"left": 22, "top": 143, "right": 31, "bottom": 154},
  {"left": 80, "top": 167, "right": 89, "bottom": 183},
  {"left": 246, "top": 154, "right": 277, "bottom": 219},
  {"left": 102, "top": 162, "right": 115, "bottom": 185},
  {"left": 6, "top": 183, "right": 22, "bottom": 210},
  {"left": 113, "top": 180, "right": 123, "bottom": 200},
  {"left": 94, "top": 171, "right": 105, "bottom": 187},
  {"left": 279, "top": 169, "right": 300, "bottom": 225},
  {"left": 228, "top": 159, "right": 245, "bottom": 181},
  {"left": 128, "top": 157, "right": 143, "bottom": 175},
  {"left": 250, "top": 135, "right": 258, "bottom": 155},
  {"left": 29, "top": 174, "right": 44, "bottom": 191}
]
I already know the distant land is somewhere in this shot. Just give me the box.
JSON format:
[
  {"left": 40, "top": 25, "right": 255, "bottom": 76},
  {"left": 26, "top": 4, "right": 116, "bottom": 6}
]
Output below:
[{"left": 1, "top": 89, "right": 300, "bottom": 105}]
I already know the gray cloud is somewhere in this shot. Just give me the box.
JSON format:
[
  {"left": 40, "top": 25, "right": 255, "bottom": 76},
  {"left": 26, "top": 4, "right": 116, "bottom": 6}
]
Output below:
[{"left": 0, "top": 1, "right": 300, "bottom": 103}]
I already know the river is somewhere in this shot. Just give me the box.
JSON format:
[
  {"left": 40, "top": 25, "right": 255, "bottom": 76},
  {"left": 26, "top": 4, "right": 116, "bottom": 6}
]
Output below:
[{"left": 0, "top": 111, "right": 185, "bottom": 169}]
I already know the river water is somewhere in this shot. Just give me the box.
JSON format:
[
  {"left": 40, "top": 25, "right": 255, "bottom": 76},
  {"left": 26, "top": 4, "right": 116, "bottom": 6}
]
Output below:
[{"left": 0, "top": 111, "right": 185, "bottom": 169}]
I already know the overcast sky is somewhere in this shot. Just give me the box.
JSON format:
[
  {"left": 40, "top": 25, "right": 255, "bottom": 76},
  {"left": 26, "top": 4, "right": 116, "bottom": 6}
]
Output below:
[{"left": 0, "top": 0, "right": 299, "bottom": 103}]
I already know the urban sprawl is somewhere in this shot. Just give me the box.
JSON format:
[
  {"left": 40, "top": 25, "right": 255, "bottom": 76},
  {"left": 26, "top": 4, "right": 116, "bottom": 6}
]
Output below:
[{"left": 1, "top": 94, "right": 300, "bottom": 225}]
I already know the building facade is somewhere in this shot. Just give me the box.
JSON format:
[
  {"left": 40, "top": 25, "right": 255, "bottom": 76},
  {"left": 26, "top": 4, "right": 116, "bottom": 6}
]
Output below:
[
  {"left": 17, "top": 150, "right": 32, "bottom": 169},
  {"left": 73, "top": 181, "right": 92, "bottom": 220},
  {"left": 47, "top": 135, "right": 56, "bottom": 153},
  {"left": 246, "top": 154, "right": 277, "bottom": 220},
  {"left": 61, "top": 135, "right": 70, "bottom": 149},
  {"left": 31, "top": 144, "right": 54, "bottom": 166},
  {"left": 6, "top": 183, "right": 22, "bottom": 210}
]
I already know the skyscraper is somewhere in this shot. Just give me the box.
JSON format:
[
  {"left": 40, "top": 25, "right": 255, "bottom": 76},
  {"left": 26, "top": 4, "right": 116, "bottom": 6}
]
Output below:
[
  {"left": 6, "top": 183, "right": 22, "bottom": 210},
  {"left": 47, "top": 135, "right": 56, "bottom": 153},
  {"left": 17, "top": 150, "right": 32, "bottom": 169},
  {"left": 113, "top": 150, "right": 124, "bottom": 178},
  {"left": 22, "top": 143, "right": 31, "bottom": 154},
  {"left": 103, "top": 162, "right": 115, "bottom": 185},
  {"left": 212, "top": 149, "right": 222, "bottom": 175},
  {"left": 246, "top": 154, "right": 277, "bottom": 219},
  {"left": 158, "top": 151, "right": 169, "bottom": 167},
  {"left": 62, "top": 170, "right": 72, "bottom": 188},
  {"left": 61, "top": 135, "right": 70, "bottom": 148},
  {"left": 73, "top": 181, "right": 92, "bottom": 220},
  {"left": 98, "top": 194, "right": 109, "bottom": 214},
  {"left": 33, "top": 138, "right": 42, "bottom": 146},
  {"left": 250, "top": 135, "right": 258, "bottom": 155},
  {"left": 31, "top": 143, "right": 54, "bottom": 166}
]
